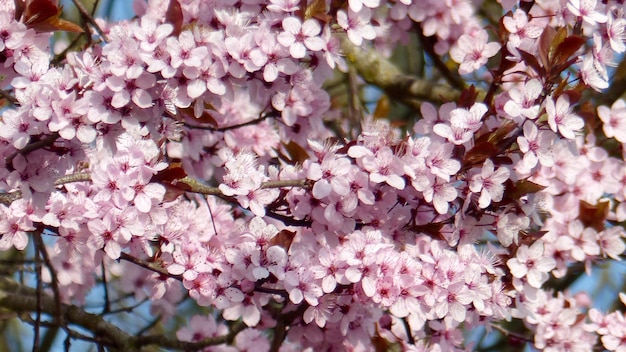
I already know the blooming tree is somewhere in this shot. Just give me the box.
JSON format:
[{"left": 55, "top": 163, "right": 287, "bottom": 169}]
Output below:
[{"left": 1, "top": 0, "right": 626, "bottom": 350}]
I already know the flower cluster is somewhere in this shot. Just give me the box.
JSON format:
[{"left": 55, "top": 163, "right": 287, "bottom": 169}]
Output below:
[{"left": 0, "top": 0, "right": 625, "bottom": 351}]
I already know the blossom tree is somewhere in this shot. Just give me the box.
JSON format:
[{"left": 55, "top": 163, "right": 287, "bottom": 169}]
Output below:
[{"left": 1, "top": 0, "right": 626, "bottom": 351}]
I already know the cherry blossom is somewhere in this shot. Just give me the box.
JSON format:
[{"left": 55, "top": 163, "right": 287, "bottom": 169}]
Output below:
[
  {"left": 449, "top": 29, "right": 501, "bottom": 74},
  {"left": 507, "top": 241, "right": 556, "bottom": 288},
  {"left": 0, "top": 0, "right": 625, "bottom": 351},
  {"left": 597, "top": 98, "right": 626, "bottom": 143},
  {"left": 469, "top": 159, "right": 510, "bottom": 209},
  {"left": 545, "top": 94, "right": 585, "bottom": 139}
]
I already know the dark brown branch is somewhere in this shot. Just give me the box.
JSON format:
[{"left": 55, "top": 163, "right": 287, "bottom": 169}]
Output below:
[
  {"left": 118, "top": 253, "right": 182, "bottom": 281},
  {"left": 0, "top": 276, "right": 246, "bottom": 351},
  {"left": 415, "top": 26, "right": 466, "bottom": 91},
  {"left": 4, "top": 133, "right": 60, "bottom": 171},
  {"left": 33, "top": 232, "right": 64, "bottom": 332},
  {"left": 71, "top": 0, "right": 109, "bottom": 42},
  {"left": 183, "top": 113, "right": 273, "bottom": 132}
]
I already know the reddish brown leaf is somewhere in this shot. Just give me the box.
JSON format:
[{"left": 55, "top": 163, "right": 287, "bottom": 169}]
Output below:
[
  {"left": 458, "top": 85, "right": 478, "bottom": 108},
  {"left": 166, "top": 0, "right": 183, "bottom": 36},
  {"left": 462, "top": 142, "right": 498, "bottom": 169},
  {"left": 161, "top": 183, "right": 189, "bottom": 202},
  {"left": 269, "top": 229, "right": 297, "bottom": 251},
  {"left": 517, "top": 49, "right": 545, "bottom": 77},
  {"left": 578, "top": 200, "right": 610, "bottom": 231},
  {"left": 152, "top": 162, "right": 188, "bottom": 183},
  {"left": 280, "top": 140, "right": 310, "bottom": 165},
  {"left": 538, "top": 26, "right": 556, "bottom": 71},
  {"left": 551, "top": 35, "right": 585, "bottom": 68},
  {"left": 305, "top": 0, "right": 331, "bottom": 23},
  {"left": 372, "top": 95, "right": 390, "bottom": 119},
  {"left": 13, "top": 0, "right": 25, "bottom": 21},
  {"left": 20, "top": 0, "right": 83, "bottom": 33},
  {"left": 179, "top": 106, "right": 218, "bottom": 126},
  {"left": 508, "top": 179, "right": 547, "bottom": 199}
]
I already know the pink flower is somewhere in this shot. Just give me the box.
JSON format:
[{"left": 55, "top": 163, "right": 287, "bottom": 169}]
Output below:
[
  {"left": 597, "top": 98, "right": 626, "bottom": 143},
  {"left": 337, "top": 8, "right": 377, "bottom": 46},
  {"left": 450, "top": 29, "right": 501, "bottom": 75},
  {"left": 348, "top": 145, "right": 406, "bottom": 190},
  {"left": 277, "top": 17, "right": 325, "bottom": 59},
  {"left": 219, "top": 151, "right": 265, "bottom": 197},
  {"left": 284, "top": 266, "right": 323, "bottom": 306},
  {"left": 545, "top": 94, "right": 584, "bottom": 139},
  {"left": 0, "top": 208, "right": 33, "bottom": 251},
  {"left": 306, "top": 154, "right": 352, "bottom": 199},
  {"left": 507, "top": 241, "right": 556, "bottom": 288},
  {"left": 166, "top": 31, "right": 209, "bottom": 69},
  {"left": 566, "top": 0, "right": 607, "bottom": 27},
  {"left": 423, "top": 178, "right": 457, "bottom": 215},
  {"left": 503, "top": 9, "right": 542, "bottom": 47},
  {"left": 517, "top": 121, "right": 556, "bottom": 169},
  {"left": 469, "top": 159, "right": 510, "bottom": 208},
  {"left": 503, "top": 79, "right": 542, "bottom": 121}
]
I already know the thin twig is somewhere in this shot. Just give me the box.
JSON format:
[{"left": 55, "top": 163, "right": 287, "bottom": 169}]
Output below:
[
  {"left": 118, "top": 253, "right": 181, "bottom": 281},
  {"left": 33, "top": 233, "right": 64, "bottom": 330},
  {"left": 33, "top": 235, "right": 42, "bottom": 352},
  {"left": 101, "top": 263, "right": 111, "bottom": 314},
  {"left": 71, "top": 0, "right": 109, "bottom": 42},
  {"left": 4, "top": 133, "right": 60, "bottom": 171},
  {"left": 183, "top": 113, "right": 274, "bottom": 132}
]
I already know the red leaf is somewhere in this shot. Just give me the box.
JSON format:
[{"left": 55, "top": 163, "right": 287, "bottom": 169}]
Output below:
[
  {"left": 269, "top": 229, "right": 297, "bottom": 251},
  {"left": 16, "top": 0, "right": 84, "bottom": 33},
  {"left": 551, "top": 35, "right": 585, "bottom": 68},
  {"left": 20, "top": 0, "right": 83, "bottom": 33},
  {"left": 579, "top": 200, "right": 609, "bottom": 231},
  {"left": 279, "top": 141, "right": 310, "bottom": 165},
  {"left": 152, "top": 162, "right": 188, "bottom": 183},
  {"left": 462, "top": 142, "right": 498, "bottom": 169},
  {"left": 538, "top": 26, "right": 556, "bottom": 71},
  {"left": 166, "top": 0, "right": 183, "bottom": 36},
  {"left": 517, "top": 49, "right": 545, "bottom": 77}
]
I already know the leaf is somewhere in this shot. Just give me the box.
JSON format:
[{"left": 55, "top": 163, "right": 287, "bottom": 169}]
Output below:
[
  {"left": 462, "top": 142, "right": 498, "bottom": 169},
  {"left": 551, "top": 35, "right": 585, "bottom": 68},
  {"left": 166, "top": 0, "right": 183, "bottom": 36},
  {"left": 178, "top": 106, "right": 218, "bottom": 126},
  {"left": 372, "top": 95, "right": 390, "bottom": 119},
  {"left": 457, "top": 84, "right": 477, "bottom": 108},
  {"left": 152, "top": 163, "right": 190, "bottom": 202},
  {"left": 305, "top": 0, "right": 331, "bottom": 23},
  {"left": 279, "top": 141, "right": 309, "bottom": 165},
  {"left": 152, "top": 162, "right": 188, "bottom": 183},
  {"left": 578, "top": 200, "right": 610, "bottom": 232},
  {"left": 20, "top": 0, "right": 83, "bottom": 33},
  {"left": 507, "top": 179, "right": 547, "bottom": 199},
  {"left": 517, "top": 49, "right": 545, "bottom": 77},
  {"left": 537, "top": 26, "right": 556, "bottom": 71},
  {"left": 269, "top": 229, "right": 296, "bottom": 251}
]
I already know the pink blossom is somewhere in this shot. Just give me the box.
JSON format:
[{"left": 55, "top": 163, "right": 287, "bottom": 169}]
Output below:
[
  {"left": 469, "top": 159, "right": 510, "bottom": 209},
  {"left": 0, "top": 208, "right": 33, "bottom": 251},
  {"left": 517, "top": 121, "right": 556, "bottom": 169},
  {"left": 598, "top": 98, "right": 626, "bottom": 143},
  {"left": 337, "top": 8, "right": 377, "bottom": 46},
  {"left": 507, "top": 241, "right": 556, "bottom": 288},
  {"left": 545, "top": 94, "right": 585, "bottom": 139},
  {"left": 449, "top": 29, "right": 501, "bottom": 74},
  {"left": 566, "top": 0, "right": 607, "bottom": 27},
  {"left": 277, "top": 17, "right": 325, "bottom": 58}
]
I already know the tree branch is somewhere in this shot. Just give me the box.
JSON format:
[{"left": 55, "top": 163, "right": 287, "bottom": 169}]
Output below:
[
  {"left": 340, "top": 37, "right": 461, "bottom": 110},
  {"left": 0, "top": 276, "right": 246, "bottom": 351},
  {"left": 0, "top": 172, "right": 307, "bottom": 205}
]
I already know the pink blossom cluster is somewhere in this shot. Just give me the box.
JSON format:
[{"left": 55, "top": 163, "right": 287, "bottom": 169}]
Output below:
[{"left": 0, "top": 0, "right": 626, "bottom": 350}]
